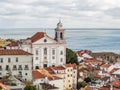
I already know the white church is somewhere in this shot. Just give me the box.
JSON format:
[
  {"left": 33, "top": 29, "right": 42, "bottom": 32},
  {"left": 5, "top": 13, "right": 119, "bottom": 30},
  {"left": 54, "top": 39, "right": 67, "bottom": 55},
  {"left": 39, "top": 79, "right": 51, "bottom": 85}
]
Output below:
[{"left": 21, "top": 20, "right": 66, "bottom": 69}]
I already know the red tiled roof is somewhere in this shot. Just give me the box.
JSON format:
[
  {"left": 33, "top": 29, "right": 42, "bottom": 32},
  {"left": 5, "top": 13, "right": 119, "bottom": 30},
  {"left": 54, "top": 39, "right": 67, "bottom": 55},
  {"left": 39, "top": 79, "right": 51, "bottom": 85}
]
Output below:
[
  {"left": 32, "top": 70, "right": 46, "bottom": 79},
  {"left": 52, "top": 66, "right": 65, "bottom": 70},
  {"left": 0, "top": 83, "right": 9, "bottom": 90},
  {"left": 109, "top": 68, "right": 120, "bottom": 74},
  {"left": 64, "top": 64, "right": 77, "bottom": 69},
  {"left": 31, "top": 32, "right": 45, "bottom": 43},
  {"left": 0, "top": 49, "right": 32, "bottom": 55},
  {"left": 7, "top": 42, "right": 18, "bottom": 47},
  {"left": 82, "top": 85, "right": 92, "bottom": 90},
  {"left": 44, "top": 67, "right": 56, "bottom": 74},
  {"left": 47, "top": 76, "right": 62, "bottom": 80},
  {"left": 84, "top": 59, "right": 102, "bottom": 63},
  {"left": 109, "top": 80, "right": 120, "bottom": 88},
  {"left": 98, "top": 87, "right": 118, "bottom": 90},
  {"left": 101, "top": 64, "right": 111, "bottom": 68}
]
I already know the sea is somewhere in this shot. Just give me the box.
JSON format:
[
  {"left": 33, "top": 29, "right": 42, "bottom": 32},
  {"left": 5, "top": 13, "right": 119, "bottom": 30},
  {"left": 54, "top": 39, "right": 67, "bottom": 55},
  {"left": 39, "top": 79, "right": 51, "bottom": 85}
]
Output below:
[{"left": 0, "top": 28, "right": 120, "bottom": 53}]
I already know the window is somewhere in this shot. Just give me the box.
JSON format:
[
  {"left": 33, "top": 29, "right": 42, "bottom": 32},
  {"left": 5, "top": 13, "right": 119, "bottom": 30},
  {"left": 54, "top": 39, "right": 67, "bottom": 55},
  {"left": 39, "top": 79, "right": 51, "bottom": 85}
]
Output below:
[
  {"left": 36, "top": 50, "right": 38, "bottom": 55},
  {"left": 0, "top": 66, "right": 2, "bottom": 71},
  {"left": 55, "top": 32, "right": 57, "bottom": 38},
  {"left": 0, "top": 58, "right": 3, "bottom": 63},
  {"left": 60, "top": 51, "right": 63, "bottom": 55},
  {"left": 16, "top": 57, "right": 18, "bottom": 62},
  {"left": 60, "top": 58, "right": 63, "bottom": 62},
  {"left": 36, "top": 57, "right": 38, "bottom": 60},
  {"left": 52, "top": 65, "right": 55, "bottom": 67},
  {"left": 25, "top": 73, "right": 28, "bottom": 75},
  {"left": 60, "top": 32, "right": 63, "bottom": 39},
  {"left": 44, "top": 56, "right": 47, "bottom": 60},
  {"left": 44, "top": 48, "right": 47, "bottom": 55},
  {"left": 68, "top": 75, "right": 69, "bottom": 77},
  {"left": 69, "top": 85, "right": 71, "bottom": 87},
  {"left": 18, "top": 71, "right": 22, "bottom": 77},
  {"left": 18, "top": 65, "right": 22, "bottom": 70},
  {"left": 25, "top": 65, "right": 29, "bottom": 70},
  {"left": 52, "top": 56, "right": 55, "bottom": 59},
  {"left": 43, "top": 64, "right": 47, "bottom": 67},
  {"left": 44, "top": 39, "right": 47, "bottom": 42},
  {"left": 13, "top": 65, "right": 17, "bottom": 70},
  {"left": 8, "top": 58, "right": 11, "bottom": 63},
  {"left": 35, "top": 66, "right": 39, "bottom": 69},
  {"left": 52, "top": 50, "right": 55, "bottom": 55},
  {"left": 6, "top": 65, "right": 9, "bottom": 70}
]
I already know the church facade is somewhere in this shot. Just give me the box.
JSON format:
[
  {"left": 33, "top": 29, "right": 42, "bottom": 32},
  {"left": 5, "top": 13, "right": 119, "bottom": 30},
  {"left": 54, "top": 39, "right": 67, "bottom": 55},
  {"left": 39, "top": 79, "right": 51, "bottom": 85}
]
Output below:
[{"left": 21, "top": 21, "right": 66, "bottom": 69}]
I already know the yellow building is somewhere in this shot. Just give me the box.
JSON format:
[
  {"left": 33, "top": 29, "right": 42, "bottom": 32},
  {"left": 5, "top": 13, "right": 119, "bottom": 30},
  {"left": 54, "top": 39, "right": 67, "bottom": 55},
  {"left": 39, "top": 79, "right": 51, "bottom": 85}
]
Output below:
[{"left": 0, "top": 40, "right": 10, "bottom": 47}]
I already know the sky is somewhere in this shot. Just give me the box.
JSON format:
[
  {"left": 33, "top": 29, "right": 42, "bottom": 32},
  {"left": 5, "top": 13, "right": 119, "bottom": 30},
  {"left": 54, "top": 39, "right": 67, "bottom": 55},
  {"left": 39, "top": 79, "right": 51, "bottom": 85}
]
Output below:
[{"left": 0, "top": 0, "right": 120, "bottom": 28}]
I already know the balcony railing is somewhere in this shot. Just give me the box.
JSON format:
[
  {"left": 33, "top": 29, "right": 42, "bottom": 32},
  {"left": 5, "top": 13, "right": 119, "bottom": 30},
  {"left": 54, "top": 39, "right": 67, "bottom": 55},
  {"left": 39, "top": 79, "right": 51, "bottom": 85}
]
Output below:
[
  {"left": 24, "top": 68, "right": 29, "bottom": 70},
  {"left": 18, "top": 68, "right": 22, "bottom": 70},
  {"left": 12, "top": 68, "right": 17, "bottom": 70}
]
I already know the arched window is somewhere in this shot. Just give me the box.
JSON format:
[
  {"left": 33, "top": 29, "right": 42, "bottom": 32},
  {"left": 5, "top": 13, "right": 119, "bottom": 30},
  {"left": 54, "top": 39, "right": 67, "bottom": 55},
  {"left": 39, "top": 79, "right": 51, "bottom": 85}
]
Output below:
[
  {"left": 44, "top": 48, "right": 47, "bottom": 55},
  {"left": 60, "top": 32, "right": 63, "bottom": 39},
  {"left": 60, "top": 51, "right": 63, "bottom": 55},
  {"left": 55, "top": 32, "right": 57, "bottom": 38},
  {"left": 52, "top": 49, "right": 55, "bottom": 55},
  {"left": 35, "top": 66, "right": 39, "bottom": 69}
]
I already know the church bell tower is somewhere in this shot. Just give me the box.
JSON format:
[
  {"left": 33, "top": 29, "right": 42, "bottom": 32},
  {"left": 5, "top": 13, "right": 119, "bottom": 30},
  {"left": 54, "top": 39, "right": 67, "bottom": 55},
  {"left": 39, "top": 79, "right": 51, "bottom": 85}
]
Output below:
[{"left": 55, "top": 20, "right": 66, "bottom": 43}]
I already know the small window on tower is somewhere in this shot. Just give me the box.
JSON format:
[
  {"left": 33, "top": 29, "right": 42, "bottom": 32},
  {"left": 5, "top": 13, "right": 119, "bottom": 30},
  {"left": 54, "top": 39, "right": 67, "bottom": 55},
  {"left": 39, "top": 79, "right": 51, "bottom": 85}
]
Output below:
[{"left": 60, "top": 32, "right": 63, "bottom": 40}]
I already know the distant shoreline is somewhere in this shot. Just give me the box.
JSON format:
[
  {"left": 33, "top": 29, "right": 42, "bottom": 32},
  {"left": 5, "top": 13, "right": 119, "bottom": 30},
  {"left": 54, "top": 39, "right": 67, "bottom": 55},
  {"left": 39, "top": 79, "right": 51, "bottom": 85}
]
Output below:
[{"left": 0, "top": 28, "right": 120, "bottom": 30}]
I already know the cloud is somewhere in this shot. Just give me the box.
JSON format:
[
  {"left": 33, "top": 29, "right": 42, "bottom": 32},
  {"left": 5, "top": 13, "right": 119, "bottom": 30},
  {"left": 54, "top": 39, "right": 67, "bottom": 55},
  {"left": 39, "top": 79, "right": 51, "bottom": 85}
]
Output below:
[
  {"left": 105, "top": 7, "right": 120, "bottom": 19},
  {"left": 0, "top": 0, "right": 120, "bottom": 28}
]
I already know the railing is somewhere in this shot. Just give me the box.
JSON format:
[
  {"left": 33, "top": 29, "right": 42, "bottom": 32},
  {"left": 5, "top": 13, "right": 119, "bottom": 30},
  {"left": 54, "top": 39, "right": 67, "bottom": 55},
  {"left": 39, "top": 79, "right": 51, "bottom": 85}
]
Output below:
[{"left": 24, "top": 68, "right": 29, "bottom": 70}]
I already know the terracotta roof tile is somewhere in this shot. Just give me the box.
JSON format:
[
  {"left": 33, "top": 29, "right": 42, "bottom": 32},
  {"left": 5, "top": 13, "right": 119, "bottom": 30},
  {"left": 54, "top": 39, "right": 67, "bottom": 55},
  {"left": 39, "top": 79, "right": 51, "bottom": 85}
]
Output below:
[
  {"left": 52, "top": 66, "right": 65, "bottom": 70},
  {"left": 32, "top": 70, "right": 46, "bottom": 79},
  {"left": 84, "top": 59, "right": 102, "bottom": 63},
  {"left": 64, "top": 64, "right": 77, "bottom": 69},
  {"left": 101, "top": 63, "right": 111, "bottom": 68},
  {"left": 0, "top": 49, "right": 32, "bottom": 55},
  {"left": 47, "top": 76, "right": 62, "bottom": 81},
  {"left": 82, "top": 85, "right": 92, "bottom": 90},
  {"left": 31, "top": 32, "right": 45, "bottom": 43},
  {"left": 0, "top": 83, "right": 9, "bottom": 90},
  {"left": 44, "top": 67, "right": 56, "bottom": 74},
  {"left": 109, "top": 80, "right": 120, "bottom": 88},
  {"left": 109, "top": 68, "right": 120, "bottom": 74}
]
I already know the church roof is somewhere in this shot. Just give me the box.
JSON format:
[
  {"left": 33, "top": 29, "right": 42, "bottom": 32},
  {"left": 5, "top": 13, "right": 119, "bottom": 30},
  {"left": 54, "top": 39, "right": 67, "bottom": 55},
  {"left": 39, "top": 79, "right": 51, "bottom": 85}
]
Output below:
[
  {"left": 31, "top": 32, "right": 45, "bottom": 43},
  {"left": 30, "top": 32, "right": 56, "bottom": 43}
]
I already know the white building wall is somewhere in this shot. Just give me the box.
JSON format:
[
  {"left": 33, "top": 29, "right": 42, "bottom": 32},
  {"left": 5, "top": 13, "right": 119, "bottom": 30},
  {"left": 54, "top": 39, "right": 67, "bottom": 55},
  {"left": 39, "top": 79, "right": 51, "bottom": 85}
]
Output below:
[
  {"left": 0, "top": 55, "right": 32, "bottom": 81},
  {"left": 49, "top": 79, "right": 63, "bottom": 90}
]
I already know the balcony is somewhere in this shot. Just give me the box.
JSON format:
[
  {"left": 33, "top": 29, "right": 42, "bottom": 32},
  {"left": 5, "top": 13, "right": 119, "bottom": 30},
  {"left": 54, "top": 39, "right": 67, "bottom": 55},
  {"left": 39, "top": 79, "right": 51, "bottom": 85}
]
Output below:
[
  {"left": 24, "top": 68, "right": 29, "bottom": 70},
  {"left": 18, "top": 68, "right": 22, "bottom": 70},
  {"left": 12, "top": 68, "right": 17, "bottom": 70}
]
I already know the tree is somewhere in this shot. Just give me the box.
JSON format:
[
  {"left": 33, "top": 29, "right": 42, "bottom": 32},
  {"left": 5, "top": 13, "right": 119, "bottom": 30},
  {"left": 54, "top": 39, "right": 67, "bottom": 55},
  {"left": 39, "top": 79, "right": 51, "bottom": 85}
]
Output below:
[
  {"left": 0, "top": 86, "right": 2, "bottom": 90},
  {"left": 84, "top": 77, "right": 91, "bottom": 83},
  {"left": 24, "top": 85, "right": 37, "bottom": 90},
  {"left": 77, "top": 81, "right": 87, "bottom": 89},
  {"left": 66, "top": 48, "right": 78, "bottom": 64}
]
